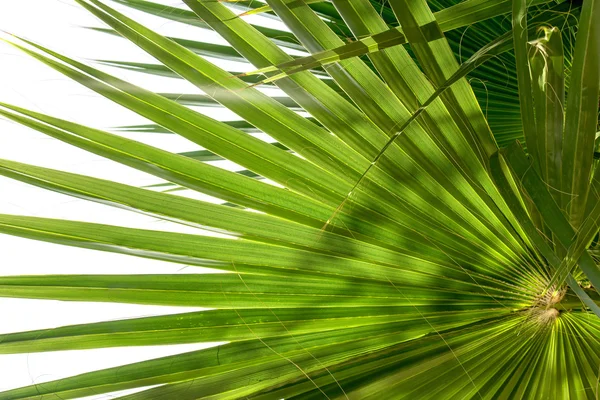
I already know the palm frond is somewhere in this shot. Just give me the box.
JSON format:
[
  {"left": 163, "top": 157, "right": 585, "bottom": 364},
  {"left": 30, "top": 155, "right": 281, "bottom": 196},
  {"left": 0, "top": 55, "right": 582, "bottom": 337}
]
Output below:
[{"left": 0, "top": 0, "right": 599, "bottom": 397}]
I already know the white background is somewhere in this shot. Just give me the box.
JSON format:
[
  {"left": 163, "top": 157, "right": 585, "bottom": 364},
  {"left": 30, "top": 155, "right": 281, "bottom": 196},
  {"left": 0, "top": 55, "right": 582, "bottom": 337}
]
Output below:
[{"left": 0, "top": 0, "right": 286, "bottom": 396}]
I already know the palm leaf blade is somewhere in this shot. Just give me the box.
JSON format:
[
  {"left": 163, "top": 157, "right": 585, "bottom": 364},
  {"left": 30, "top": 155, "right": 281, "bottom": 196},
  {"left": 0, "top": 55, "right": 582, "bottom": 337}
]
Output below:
[{"left": 0, "top": 0, "right": 599, "bottom": 397}]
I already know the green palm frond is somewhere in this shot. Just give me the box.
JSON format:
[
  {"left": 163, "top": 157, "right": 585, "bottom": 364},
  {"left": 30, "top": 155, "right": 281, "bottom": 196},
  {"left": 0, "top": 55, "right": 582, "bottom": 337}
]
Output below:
[{"left": 0, "top": 0, "right": 599, "bottom": 398}]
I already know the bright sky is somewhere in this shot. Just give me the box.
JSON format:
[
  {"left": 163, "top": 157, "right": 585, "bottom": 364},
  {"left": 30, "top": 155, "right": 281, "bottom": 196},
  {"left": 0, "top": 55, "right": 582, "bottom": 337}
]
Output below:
[{"left": 0, "top": 0, "right": 282, "bottom": 396}]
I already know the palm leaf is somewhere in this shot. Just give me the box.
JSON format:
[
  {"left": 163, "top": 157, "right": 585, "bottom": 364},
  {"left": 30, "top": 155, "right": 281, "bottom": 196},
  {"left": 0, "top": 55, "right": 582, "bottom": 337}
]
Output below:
[{"left": 0, "top": 0, "right": 599, "bottom": 397}]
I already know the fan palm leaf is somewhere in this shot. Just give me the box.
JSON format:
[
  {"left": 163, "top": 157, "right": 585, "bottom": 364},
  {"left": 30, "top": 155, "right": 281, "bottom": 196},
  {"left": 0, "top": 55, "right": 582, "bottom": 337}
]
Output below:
[{"left": 0, "top": 0, "right": 598, "bottom": 398}]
